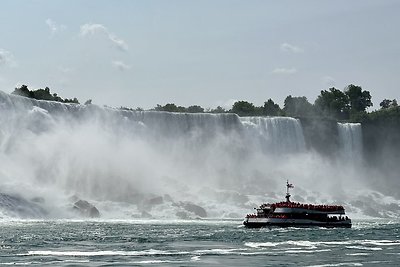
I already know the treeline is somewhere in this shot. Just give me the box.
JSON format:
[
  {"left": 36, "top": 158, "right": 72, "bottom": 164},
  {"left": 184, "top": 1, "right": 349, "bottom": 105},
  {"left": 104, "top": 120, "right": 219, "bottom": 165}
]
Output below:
[
  {"left": 153, "top": 84, "right": 398, "bottom": 122},
  {"left": 11, "top": 84, "right": 399, "bottom": 123},
  {"left": 12, "top": 85, "right": 80, "bottom": 104}
]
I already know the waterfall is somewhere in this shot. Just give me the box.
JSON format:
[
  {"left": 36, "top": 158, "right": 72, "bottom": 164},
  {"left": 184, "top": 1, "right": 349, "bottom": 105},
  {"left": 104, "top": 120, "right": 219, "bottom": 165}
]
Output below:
[
  {"left": 337, "top": 122, "right": 363, "bottom": 160},
  {"left": 240, "top": 117, "right": 306, "bottom": 154},
  {"left": 2, "top": 90, "right": 399, "bottom": 219}
]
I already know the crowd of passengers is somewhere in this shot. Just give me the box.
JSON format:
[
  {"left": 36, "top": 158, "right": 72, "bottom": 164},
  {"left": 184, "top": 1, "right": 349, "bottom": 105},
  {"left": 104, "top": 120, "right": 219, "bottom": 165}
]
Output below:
[
  {"left": 259, "top": 202, "right": 344, "bottom": 211},
  {"left": 246, "top": 214, "right": 350, "bottom": 222}
]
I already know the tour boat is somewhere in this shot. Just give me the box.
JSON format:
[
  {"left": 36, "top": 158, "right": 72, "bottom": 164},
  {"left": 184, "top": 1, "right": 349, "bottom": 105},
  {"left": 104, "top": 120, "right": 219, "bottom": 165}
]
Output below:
[{"left": 243, "top": 181, "right": 352, "bottom": 228}]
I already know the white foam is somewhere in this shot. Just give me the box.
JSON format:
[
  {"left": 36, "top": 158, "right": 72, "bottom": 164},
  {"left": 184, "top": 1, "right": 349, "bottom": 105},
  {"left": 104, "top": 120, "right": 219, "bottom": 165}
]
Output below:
[
  {"left": 287, "top": 240, "right": 318, "bottom": 248},
  {"left": 190, "top": 256, "right": 201, "bottom": 261},
  {"left": 0, "top": 263, "right": 33, "bottom": 266},
  {"left": 27, "top": 249, "right": 190, "bottom": 256},
  {"left": 244, "top": 242, "right": 278, "bottom": 248},
  {"left": 194, "top": 248, "right": 243, "bottom": 255},
  {"left": 345, "top": 246, "right": 382, "bottom": 251},
  {"left": 307, "top": 263, "right": 363, "bottom": 267},
  {"left": 134, "top": 260, "right": 172, "bottom": 264},
  {"left": 283, "top": 249, "right": 331, "bottom": 254},
  {"left": 362, "top": 240, "right": 400, "bottom": 246},
  {"left": 346, "top": 253, "right": 370, "bottom": 256},
  {"left": 245, "top": 239, "right": 400, "bottom": 251}
]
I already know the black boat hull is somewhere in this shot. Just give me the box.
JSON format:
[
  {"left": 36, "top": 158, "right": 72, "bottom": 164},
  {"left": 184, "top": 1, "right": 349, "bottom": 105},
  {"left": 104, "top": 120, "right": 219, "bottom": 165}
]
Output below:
[{"left": 243, "top": 221, "right": 352, "bottom": 228}]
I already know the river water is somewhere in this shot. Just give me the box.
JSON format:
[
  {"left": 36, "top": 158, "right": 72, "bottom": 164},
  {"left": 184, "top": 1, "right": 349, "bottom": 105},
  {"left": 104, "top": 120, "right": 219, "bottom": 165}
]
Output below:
[{"left": 1, "top": 219, "right": 399, "bottom": 266}]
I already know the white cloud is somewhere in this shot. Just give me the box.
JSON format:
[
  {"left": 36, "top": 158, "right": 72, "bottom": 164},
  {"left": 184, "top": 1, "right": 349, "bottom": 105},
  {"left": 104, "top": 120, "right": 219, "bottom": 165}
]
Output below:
[
  {"left": 321, "top": 76, "right": 336, "bottom": 87},
  {"left": 0, "top": 49, "right": 16, "bottom": 67},
  {"left": 80, "top": 23, "right": 128, "bottom": 51},
  {"left": 271, "top": 68, "right": 297, "bottom": 74},
  {"left": 45, "top": 19, "right": 66, "bottom": 35},
  {"left": 80, "top": 23, "right": 107, "bottom": 36},
  {"left": 112, "top": 60, "right": 131, "bottom": 71},
  {"left": 280, "top": 43, "right": 304, "bottom": 53}
]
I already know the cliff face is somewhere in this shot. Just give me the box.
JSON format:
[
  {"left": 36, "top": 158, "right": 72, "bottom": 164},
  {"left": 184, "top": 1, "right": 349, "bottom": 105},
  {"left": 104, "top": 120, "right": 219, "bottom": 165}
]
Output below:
[
  {"left": 300, "top": 115, "right": 400, "bottom": 197},
  {"left": 362, "top": 118, "right": 400, "bottom": 197},
  {"left": 299, "top": 117, "right": 340, "bottom": 157}
]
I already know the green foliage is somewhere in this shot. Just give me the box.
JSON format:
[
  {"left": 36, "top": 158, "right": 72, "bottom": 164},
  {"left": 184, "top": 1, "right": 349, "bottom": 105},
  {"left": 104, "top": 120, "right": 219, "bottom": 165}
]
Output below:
[
  {"left": 12, "top": 85, "right": 79, "bottom": 104},
  {"left": 345, "top": 84, "right": 372, "bottom": 113},
  {"left": 313, "top": 85, "right": 374, "bottom": 121},
  {"left": 12, "top": 85, "right": 32, "bottom": 98},
  {"left": 314, "top": 87, "right": 349, "bottom": 120},
  {"left": 210, "top": 106, "right": 226, "bottom": 113},
  {"left": 380, "top": 99, "right": 398, "bottom": 109},
  {"left": 262, "top": 99, "right": 282, "bottom": 116},
  {"left": 349, "top": 111, "right": 369, "bottom": 123},
  {"left": 154, "top": 103, "right": 186, "bottom": 112},
  {"left": 366, "top": 105, "right": 400, "bottom": 124},
  {"left": 230, "top": 101, "right": 258, "bottom": 116},
  {"left": 186, "top": 105, "right": 204, "bottom": 113},
  {"left": 283, "top": 95, "right": 314, "bottom": 117}
]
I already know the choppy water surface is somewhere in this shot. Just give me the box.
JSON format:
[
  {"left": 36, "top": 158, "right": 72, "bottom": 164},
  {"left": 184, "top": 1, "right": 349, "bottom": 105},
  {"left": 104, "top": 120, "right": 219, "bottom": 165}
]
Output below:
[{"left": 1, "top": 219, "right": 399, "bottom": 266}]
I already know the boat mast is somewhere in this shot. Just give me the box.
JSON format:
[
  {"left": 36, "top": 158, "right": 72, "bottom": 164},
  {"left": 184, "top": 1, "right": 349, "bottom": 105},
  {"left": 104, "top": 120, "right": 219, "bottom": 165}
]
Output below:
[{"left": 286, "top": 180, "right": 293, "bottom": 203}]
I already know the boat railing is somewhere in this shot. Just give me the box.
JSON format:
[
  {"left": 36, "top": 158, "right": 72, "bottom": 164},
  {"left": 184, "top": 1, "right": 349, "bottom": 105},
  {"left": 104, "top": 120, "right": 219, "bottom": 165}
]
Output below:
[{"left": 271, "top": 202, "right": 344, "bottom": 212}]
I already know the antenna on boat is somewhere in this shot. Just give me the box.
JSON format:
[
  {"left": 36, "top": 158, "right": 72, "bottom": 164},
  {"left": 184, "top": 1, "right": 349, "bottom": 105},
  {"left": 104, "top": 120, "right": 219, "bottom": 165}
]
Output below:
[{"left": 286, "top": 180, "right": 294, "bottom": 203}]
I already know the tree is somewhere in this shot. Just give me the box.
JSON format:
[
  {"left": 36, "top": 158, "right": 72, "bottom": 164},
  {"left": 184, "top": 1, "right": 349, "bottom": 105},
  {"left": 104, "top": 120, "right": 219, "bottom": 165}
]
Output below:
[
  {"left": 210, "top": 106, "right": 225, "bottom": 113},
  {"left": 314, "top": 87, "right": 349, "bottom": 119},
  {"left": 186, "top": 105, "right": 204, "bottom": 113},
  {"left": 283, "top": 95, "right": 314, "bottom": 117},
  {"left": 345, "top": 84, "right": 373, "bottom": 113},
  {"left": 380, "top": 99, "right": 398, "bottom": 109},
  {"left": 33, "top": 88, "right": 54, "bottom": 101},
  {"left": 230, "top": 101, "right": 256, "bottom": 116},
  {"left": 12, "top": 85, "right": 79, "bottom": 104},
  {"left": 12, "top": 85, "right": 32, "bottom": 98},
  {"left": 262, "top": 98, "right": 281, "bottom": 116},
  {"left": 154, "top": 103, "right": 185, "bottom": 112}
]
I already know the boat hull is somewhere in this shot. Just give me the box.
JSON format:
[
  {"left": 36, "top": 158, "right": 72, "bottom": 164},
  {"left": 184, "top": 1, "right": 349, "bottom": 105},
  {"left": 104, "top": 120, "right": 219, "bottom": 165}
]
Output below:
[{"left": 243, "top": 218, "right": 351, "bottom": 228}]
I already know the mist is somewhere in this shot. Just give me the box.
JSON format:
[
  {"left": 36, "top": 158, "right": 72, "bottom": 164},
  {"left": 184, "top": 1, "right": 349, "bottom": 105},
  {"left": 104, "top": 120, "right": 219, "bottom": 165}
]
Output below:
[{"left": 0, "top": 91, "right": 399, "bottom": 220}]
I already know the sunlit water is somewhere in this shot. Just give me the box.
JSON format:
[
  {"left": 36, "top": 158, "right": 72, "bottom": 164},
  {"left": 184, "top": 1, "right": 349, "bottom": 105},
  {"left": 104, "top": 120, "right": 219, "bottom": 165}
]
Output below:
[{"left": 1, "top": 219, "right": 399, "bottom": 266}]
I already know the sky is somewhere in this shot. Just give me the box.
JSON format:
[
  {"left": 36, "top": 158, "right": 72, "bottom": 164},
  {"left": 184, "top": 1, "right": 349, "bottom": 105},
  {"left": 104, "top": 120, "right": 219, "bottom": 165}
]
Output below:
[{"left": 0, "top": 0, "right": 399, "bottom": 110}]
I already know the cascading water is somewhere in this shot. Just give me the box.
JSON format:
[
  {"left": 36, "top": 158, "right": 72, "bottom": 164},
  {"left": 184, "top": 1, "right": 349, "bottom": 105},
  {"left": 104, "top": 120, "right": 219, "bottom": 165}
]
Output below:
[
  {"left": 240, "top": 117, "right": 306, "bottom": 154},
  {"left": 0, "top": 90, "right": 399, "bottom": 219},
  {"left": 337, "top": 122, "right": 363, "bottom": 161}
]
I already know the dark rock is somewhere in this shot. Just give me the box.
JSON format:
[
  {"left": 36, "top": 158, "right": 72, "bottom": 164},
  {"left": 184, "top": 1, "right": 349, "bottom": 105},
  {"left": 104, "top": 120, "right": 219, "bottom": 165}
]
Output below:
[
  {"left": 73, "top": 199, "right": 100, "bottom": 218},
  {"left": 140, "top": 196, "right": 164, "bottom": 212},
  {"left": 180, "top": 202, "right": 207, "bottom": 218},
  {"left": 0, "top": 193, "right": 46, "bottom": 218},
  {"left": 148, "top": 196, "right": 163, "bottom": 205}
]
